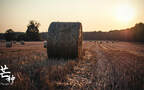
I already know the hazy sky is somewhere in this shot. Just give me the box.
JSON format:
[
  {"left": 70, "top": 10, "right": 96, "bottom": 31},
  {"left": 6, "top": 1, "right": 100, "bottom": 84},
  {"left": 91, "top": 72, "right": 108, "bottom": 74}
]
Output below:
[{"left": 0, "top": 0, "right": 144, "bottom": 33}]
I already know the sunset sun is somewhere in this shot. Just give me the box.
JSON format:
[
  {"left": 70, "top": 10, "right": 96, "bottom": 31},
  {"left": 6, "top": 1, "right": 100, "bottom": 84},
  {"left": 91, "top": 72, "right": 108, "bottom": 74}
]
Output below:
[{"left": 116, "top": 4, "right": 135, "bottom": 22}]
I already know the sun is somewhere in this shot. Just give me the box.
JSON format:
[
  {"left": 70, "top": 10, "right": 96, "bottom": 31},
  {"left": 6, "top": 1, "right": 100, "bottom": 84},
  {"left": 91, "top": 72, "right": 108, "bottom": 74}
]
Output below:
[{"left": 116, "top": 4, "right": 135, "bottom": 22}]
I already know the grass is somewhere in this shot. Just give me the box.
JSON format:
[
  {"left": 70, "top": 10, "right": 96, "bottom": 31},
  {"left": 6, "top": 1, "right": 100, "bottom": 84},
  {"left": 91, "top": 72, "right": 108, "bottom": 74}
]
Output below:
[
  {"left": 0, "top": 42, "right": 79, "bottom": 90},
  {"left": 1, "top": 41, "right": 143, "bottom": 90}
]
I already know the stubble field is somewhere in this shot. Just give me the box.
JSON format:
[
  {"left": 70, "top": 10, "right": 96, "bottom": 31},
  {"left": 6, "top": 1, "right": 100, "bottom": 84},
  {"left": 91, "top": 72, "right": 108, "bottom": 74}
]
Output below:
[{"left": 0, "top": 41, "right": 144, "bottom": 90}]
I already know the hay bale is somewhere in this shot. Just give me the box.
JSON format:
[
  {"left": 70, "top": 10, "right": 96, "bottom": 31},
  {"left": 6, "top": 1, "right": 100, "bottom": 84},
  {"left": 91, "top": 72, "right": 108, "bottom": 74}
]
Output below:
[
  {"left": 13, "top": 41, "right": 16, "bottom": 44},
  {"left": 20, "top": 41, "right": 24, "bottom": 45},
  {"left": 47, "top": 22, "right": 83, "bottom": 59},
  {"left": 6, "top": 41, "right": 12, "bottom": 48},
  {"left": 44, "top": 41, "right": 47, "bottom": 48},
  {"left": 99, "top": 41, "right": 102, "bottom": 44}
]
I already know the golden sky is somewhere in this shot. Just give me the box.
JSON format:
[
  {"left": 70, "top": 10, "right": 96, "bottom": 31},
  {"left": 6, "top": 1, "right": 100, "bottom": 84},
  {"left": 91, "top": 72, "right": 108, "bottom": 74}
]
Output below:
[{"left": 0, "top": 0, "right": 144, "bottom": 33}]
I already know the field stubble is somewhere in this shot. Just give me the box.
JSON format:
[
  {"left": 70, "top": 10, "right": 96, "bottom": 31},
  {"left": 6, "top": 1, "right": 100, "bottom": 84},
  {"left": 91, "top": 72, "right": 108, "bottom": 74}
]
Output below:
[
  {"left": 0, "top": 42, "right": 78, "bottom": 90},
  {"left": 0, "top": 41, "right": 144, "bottom": 90}
]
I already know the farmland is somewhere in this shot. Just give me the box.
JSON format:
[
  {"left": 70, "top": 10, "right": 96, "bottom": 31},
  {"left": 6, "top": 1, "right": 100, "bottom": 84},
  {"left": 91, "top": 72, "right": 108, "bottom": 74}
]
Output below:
[{"left": 0, "top": 41, "right": 144, "bottom": 90}]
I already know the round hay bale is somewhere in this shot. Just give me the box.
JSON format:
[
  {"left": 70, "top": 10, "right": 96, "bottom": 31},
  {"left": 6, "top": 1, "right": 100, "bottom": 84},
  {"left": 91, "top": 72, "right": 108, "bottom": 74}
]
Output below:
[
  {"left": 13, "top": 41, "right": 16, "bottom": 44},
  {"left": 47, "top": 22, "right": 83, "bottom": 59},
  {"left": 44, "top": 41, "right": 47, "bottom": 48},
  {"left": 20, "top": 41, "right": 24, "bottom": 45},
  {"left": 6, "top": 41, "right": 12, "bottom": 48}
]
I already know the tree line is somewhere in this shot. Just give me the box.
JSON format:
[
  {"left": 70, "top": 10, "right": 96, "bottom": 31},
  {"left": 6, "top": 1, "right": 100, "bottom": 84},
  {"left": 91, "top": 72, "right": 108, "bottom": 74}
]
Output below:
[
  {"left": 0, "top": 20, "right": 41, "bottom": 41},
  {"left": 83, "top": 22, "right": 144, "bottom": 42},
  {"left": 0, "top": 21, "right": 144, "bottom": 42}
]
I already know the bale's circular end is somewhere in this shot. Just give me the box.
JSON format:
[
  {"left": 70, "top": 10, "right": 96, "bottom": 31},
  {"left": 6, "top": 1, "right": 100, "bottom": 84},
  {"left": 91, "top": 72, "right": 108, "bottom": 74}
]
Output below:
[{"left": 47, "top": 22, "right": 83, "bottom": 59}]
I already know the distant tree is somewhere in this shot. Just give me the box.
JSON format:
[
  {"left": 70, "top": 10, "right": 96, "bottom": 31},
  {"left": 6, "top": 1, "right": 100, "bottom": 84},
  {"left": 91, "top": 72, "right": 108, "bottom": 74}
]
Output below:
[
  {"left": 17, "top": 33, "right": 26, "bottom": 41},
  {"left": 4, "top": 29, "right": 15, "bottom": 41},
  {"left": 133, "top": 23, "right": 144, "bottom": 42},
  {"left": 0, "top": 33, "right": 5, "bottom": 40},
  {"left": 26, "top": 20, "right": 41, "bottom": 41}
]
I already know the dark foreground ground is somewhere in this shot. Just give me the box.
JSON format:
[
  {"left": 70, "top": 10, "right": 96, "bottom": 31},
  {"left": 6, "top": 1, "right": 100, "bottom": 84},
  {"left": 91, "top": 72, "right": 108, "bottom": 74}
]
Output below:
[{"left": 0, "top": 41, "right": 144, "bottom": 90}]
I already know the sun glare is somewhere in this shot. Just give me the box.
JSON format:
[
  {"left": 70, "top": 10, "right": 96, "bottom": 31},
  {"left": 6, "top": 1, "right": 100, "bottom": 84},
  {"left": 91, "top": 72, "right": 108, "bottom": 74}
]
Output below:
[{"left": 116, "top": 4, "right": 135, "bottom": 22}]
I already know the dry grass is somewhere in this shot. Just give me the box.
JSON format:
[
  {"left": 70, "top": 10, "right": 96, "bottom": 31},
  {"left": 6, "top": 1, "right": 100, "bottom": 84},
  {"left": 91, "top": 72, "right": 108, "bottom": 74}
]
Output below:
[
  {"left": 61, "top": 41, "right": 144, "bottom": 90},
  {"left": 0, "top": 42, "right": 79, "bottom": 90},
  {"left": 0, "top": 41, "right": 144, "bottom": 90}
]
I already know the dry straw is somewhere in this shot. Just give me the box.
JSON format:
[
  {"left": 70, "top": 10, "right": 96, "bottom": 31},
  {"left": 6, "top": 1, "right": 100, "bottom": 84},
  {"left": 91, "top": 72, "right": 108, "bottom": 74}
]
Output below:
[{"left": 47, "top": 22, "right": 83, "bottom": 59}]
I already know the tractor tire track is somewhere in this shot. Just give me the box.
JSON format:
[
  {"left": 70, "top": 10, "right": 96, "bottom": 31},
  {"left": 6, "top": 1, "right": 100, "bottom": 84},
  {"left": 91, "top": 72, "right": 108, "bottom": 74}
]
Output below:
[{"left": 61, "top": 41, "right": 144, "bottom": 90}]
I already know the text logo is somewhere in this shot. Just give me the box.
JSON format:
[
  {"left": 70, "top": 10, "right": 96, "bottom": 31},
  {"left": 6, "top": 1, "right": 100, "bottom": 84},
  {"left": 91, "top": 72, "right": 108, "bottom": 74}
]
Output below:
[{"left": 0, "top": 65, "right": 15, "bottom": 85}]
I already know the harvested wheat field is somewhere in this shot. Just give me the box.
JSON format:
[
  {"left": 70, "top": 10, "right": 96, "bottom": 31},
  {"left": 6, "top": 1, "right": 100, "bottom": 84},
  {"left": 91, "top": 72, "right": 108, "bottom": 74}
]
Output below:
[{"left": 0, "top": 41, "right": 144, "bottom": 90}]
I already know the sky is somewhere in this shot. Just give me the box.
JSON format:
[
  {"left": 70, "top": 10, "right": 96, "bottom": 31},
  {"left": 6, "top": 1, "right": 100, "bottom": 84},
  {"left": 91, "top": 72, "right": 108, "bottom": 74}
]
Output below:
[{"left": 0, "top": 0, "right": 144, "bottom": 33}]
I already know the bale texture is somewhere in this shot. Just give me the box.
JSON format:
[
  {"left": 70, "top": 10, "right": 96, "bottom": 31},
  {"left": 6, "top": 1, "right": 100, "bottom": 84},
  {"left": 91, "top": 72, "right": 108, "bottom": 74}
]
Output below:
[
  {"left": 6, "top": 41, "right": 12, "bottom": 48},
  {"left": 47, "top": 22, "right": 83, "bottom": 59}
]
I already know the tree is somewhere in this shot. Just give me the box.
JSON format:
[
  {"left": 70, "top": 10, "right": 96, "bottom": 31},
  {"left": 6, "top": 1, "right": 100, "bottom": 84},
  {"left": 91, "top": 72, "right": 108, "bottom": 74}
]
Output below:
[
  {"left": 26, "top": 20, "right": 41, "bottom": 41},
  {"left": 17, "top": 33, "right": 26, "bottom": 41},
  {"left": 4, "top": 29, "right": 15, "bottom": 41},
  {"left": 131, "top": 23, "right": 144, "bottom": 42}
]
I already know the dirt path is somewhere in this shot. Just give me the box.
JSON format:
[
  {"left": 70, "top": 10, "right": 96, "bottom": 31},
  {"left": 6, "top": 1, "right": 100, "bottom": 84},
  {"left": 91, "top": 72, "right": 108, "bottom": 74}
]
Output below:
[{"left": 62, "top": 41, "right": 144, "bottom": 90}]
